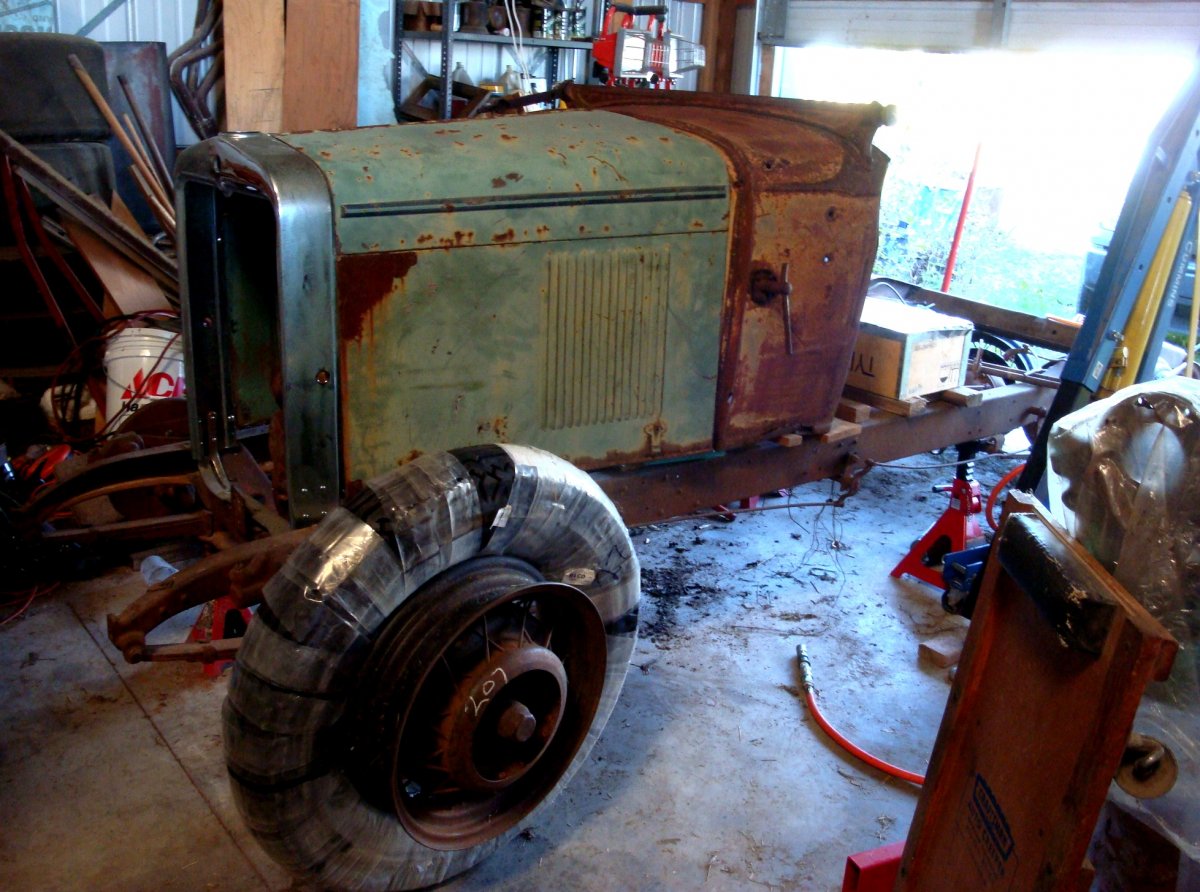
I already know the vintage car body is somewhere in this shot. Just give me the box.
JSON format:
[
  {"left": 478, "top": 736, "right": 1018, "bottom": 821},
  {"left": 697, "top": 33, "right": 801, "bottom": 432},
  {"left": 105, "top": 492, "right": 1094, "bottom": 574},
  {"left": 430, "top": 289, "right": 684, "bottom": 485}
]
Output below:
[{"left": 177, "top": 85, "right": 890, "bottom": 525}]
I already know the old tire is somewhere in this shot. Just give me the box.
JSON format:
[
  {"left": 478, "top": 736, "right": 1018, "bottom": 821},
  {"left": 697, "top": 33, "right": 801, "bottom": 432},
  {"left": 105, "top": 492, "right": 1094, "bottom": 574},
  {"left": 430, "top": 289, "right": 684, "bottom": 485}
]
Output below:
[
  {"left": 223, "top": 445, "right": 640, "bottom": 891},
  {"left": 0, "top": 33, "right": 111, "bottom": 141}
]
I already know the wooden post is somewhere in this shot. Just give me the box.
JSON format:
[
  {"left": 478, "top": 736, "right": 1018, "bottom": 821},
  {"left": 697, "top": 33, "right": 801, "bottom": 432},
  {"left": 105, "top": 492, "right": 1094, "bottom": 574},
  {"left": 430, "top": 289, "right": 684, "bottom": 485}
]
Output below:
[
  {"left": 697, "top": 0, "right": 717, "bottom": 92},
  {"left": 709, "top": 0, "right": 741, "bottom": 93},
  {"left": 758, "top": 42, "right": 775, "bottom": 96},
  {"left": 223, "top": 0, "right": 286, "bottom": 132},
  {"left": 282, "top": 0, "right": 361, "bottom": 132}
]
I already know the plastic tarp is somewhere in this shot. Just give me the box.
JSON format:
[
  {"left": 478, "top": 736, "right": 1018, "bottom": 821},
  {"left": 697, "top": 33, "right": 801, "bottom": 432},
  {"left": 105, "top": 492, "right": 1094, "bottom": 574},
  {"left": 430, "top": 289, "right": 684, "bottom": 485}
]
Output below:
[{"left": 1048, "top": 377, "right": 1199, "bottom": 858}]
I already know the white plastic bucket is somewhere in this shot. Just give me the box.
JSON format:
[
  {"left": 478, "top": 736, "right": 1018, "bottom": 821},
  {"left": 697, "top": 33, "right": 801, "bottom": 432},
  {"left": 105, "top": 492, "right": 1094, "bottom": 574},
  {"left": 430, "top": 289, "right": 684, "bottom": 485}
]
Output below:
[{"left": 104, "top": 328, "right": 186, "bottom": 428}]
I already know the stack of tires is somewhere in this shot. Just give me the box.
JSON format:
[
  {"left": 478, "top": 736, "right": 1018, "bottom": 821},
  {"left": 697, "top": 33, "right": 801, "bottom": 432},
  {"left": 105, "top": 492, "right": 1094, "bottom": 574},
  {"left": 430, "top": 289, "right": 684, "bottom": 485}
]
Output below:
[
  {"left": 0, "top": 32, "right": 115, "bottom": 224},
  {"left": 0, "top": 33, "right": 112, "bottom": 378}
]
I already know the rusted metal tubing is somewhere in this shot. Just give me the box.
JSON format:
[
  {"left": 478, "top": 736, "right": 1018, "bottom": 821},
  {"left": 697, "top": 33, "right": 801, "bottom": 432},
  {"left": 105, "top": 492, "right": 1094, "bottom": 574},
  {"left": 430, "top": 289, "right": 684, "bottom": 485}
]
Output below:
[
  {"left": 40, "top": 511, "right": 213, "bottom": 544},
  {"left": 105, "top": 526, "right": 310, "bottom": 663},
  {"left": 19, "top": 442, "right": 196, "bottom": 526}
]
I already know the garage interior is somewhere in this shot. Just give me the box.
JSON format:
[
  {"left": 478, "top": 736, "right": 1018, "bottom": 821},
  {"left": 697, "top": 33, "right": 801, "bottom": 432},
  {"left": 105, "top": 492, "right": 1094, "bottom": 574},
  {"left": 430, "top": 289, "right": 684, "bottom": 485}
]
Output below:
[{"left": 1, "top": 2, "right": 1197, "bottom": 891}]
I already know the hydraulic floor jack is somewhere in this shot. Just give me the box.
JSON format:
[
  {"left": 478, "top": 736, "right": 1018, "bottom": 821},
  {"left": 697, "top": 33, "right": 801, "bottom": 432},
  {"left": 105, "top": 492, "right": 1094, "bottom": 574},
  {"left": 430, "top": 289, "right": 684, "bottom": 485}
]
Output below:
[{"left": 890, "top": 442, "right": 986, "bottom": 588}]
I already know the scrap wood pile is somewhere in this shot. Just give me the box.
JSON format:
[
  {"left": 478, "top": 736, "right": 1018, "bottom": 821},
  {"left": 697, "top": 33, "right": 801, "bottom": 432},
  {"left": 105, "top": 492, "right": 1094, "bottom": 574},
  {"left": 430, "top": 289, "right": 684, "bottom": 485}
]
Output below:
[
  {"left": 0, "top": 44, "right": 180, "bottom": 429},
  {"left": 0, "top": 35, "right": 186, "bottom": 601}
]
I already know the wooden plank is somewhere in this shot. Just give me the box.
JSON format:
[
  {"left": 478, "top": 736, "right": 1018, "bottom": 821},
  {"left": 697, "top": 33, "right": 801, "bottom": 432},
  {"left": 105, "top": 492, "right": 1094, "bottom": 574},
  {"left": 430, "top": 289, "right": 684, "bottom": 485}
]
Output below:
[
  {"left": 1, "top": 126, "right": 179, "bottom": 296},
  {"left": 819, "top": 418, "right": 861, "bottom": 444},
  {"left": 757, "top": 42, "right": 775, "bottom": 96},
  {"left": 835, "top": 397, "right": 873, "bottom": 423},
  {"left": 935, "top": 386, "right": 983, "bottom": 407},
  {"left": 897, "top": 494, "right": 1177, "bottom": 891},
  {"left": 918, "top": 632, "right": 965, "bottom": 668},
  {"left": 775, "top": 418, "right": 862, "bottom": 447},
  {"left": 63, "top": 218, "right": 171, "bottom": 317},
  {"left": 696, "top": 0, "right": 718, "bottom": 92},
  {"left": 282, "top": 0, "right": 360, "bottom": 132},
  {"left": 843, "top": 384, "right": 927, "bottom": 417},
  {"left": 224, "top": 0, "right": 285, "bottom": 132},
  {"left": 710, "top": 0, "right": 740, "bottom": 93}
]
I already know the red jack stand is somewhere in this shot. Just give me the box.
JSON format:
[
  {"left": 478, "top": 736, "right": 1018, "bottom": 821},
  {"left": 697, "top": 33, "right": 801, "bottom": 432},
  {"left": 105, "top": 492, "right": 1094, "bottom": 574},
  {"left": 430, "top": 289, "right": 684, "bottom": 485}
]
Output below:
[
  {"left": 891, "top": 443, "right": 985, "bottom": 587},
  {"left": 841, "top": 841, "right": 905, "bottom": 891},
  {"left": 188, "top": 596, "right": 253, "bottom": 678}
]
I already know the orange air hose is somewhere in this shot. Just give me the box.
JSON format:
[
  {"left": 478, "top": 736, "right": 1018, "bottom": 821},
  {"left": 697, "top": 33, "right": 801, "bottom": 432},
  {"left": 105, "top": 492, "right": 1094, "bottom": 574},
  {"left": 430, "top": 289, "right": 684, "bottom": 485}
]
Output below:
[
  {"left": 986, "top": 463, "right": 1026, "bottom": 531},
  {"left": 796, "top": 644, "right": 925, "bottom": 786}
]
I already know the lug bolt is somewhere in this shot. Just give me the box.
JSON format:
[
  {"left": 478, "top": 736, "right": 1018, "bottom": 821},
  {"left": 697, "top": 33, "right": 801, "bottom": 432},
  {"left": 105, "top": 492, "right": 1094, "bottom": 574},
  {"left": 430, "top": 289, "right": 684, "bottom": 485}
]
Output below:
[{"left": 496, "top": 702, "right": 536, "bottom": 743}]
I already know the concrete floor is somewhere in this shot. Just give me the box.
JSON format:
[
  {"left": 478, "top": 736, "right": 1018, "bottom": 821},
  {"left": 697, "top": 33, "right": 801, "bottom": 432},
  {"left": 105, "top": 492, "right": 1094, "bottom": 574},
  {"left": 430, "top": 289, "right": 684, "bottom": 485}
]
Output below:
[{"left": 0, "top": 454, "right": 1023, "bottom": 892}]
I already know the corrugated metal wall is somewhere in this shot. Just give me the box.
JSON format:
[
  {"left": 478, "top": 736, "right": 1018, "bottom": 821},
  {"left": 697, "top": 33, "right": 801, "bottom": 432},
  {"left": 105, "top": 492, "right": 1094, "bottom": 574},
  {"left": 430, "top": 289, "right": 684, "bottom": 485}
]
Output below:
[
  {"left": 1006, "top": 2, "right": 1200, "bottom": 52},
  {"left": 55, "top": 0, "right": 200, "bottom": 140},
  {"left": 781, "top": 1, "right": 1200, "bottom": 53},
  {"left": 782, "top": 1, "right": 990, "bottom": 51}
]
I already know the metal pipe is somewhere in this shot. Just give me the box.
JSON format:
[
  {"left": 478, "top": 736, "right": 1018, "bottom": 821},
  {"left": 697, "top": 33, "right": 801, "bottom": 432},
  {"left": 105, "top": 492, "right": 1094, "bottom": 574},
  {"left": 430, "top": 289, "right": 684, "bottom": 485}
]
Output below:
[
  {"left": 117, "top": 74, "right": 175, "bottom": 190},
  {"left": 941, "top": 143, "right": 982, "bottom": 293}
]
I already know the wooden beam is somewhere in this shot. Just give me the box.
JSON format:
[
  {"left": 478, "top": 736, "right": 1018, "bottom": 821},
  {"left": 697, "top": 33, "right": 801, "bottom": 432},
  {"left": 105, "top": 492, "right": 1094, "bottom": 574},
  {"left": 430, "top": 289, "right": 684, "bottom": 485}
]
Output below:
[
  {"left": 224, "top": 0, "right": 285, "bottom": 132},
  {"left": 697, "top": 0, "right": 718, "bottom": 91},
  {"left": 835, "top": 397, "right": 873, "bottom": 423},
  {"left": 935, "top": 386, "right": 983, "bottom": 408},
  {"left": 843, "top": 385, "right": 928, "bottom": 417},
  {"left": 705, "top": 0, "right": 740, "bottom": 94},
  {"left": 758, "top": 42, "right": 775, "bottom": 96},
  {"left": 282, "top": 0, "right": 360, "bottom": 131},
  {"left": 819, "top": 418, "right": 862, "bottom": 444},
  {"left": 876, "top": 280, "right": 1079, "bottom": 353}
]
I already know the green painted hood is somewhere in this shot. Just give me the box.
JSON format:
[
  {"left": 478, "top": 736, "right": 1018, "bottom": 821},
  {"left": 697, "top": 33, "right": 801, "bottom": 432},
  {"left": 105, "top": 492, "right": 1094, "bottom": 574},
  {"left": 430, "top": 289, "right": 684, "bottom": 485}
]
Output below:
[{"left": 275, "top": 109, "right": 732, "bottom": 253}]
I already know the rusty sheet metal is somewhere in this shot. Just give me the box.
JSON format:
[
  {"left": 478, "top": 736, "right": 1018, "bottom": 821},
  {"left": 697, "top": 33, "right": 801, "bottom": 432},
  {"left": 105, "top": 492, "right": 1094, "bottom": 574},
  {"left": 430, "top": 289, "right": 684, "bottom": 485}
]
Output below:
[
  {"left": 275, "top": 111, "right": 731, "bottom": 254},
  {"left": 40, "top": 511, "right": 213, "bottom": 545},
  {"left": 594, "top": 382, "right": 1052, "bottom": 527},
  {"left": 273, "top": 110, "right": 734, "bottom": 482},
  {"left": 561, "top": 85, "right": 891, "bottom": 449},
  {"left": 102, "top": 42, "right": 176, "bottom": 234},
  {"left": 334, "top": 234, "right": 727, "bottom": 478}
]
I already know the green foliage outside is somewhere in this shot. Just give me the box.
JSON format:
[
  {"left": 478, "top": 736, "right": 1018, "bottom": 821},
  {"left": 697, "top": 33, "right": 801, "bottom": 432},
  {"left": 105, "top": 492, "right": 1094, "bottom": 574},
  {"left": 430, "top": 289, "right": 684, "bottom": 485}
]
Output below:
[{"left": 872, "top": 174, "right": 1084, "bottom": 319}]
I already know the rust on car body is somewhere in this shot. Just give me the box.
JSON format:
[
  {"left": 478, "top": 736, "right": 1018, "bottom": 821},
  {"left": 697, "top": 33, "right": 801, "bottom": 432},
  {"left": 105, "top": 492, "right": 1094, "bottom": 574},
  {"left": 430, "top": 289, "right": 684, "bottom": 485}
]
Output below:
[{"left": 336, "top": 250, "right": 419, "bottom": 344}]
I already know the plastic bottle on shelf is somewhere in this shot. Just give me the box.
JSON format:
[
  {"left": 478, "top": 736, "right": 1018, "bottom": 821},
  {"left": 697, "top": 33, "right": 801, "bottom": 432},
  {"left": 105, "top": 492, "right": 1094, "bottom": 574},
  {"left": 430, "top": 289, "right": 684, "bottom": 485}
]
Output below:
[
  {"left": 500, "top": 64, "right": 522, "bottom": 95},
  {"left": 571, "top": 0, "right": 587, "bottom": 38},
  {"left": 451, "top": 62, "right": 474, "bottom": 86},
  {"left": 140, "top": 554, "right": 179, "bottom": 585}
]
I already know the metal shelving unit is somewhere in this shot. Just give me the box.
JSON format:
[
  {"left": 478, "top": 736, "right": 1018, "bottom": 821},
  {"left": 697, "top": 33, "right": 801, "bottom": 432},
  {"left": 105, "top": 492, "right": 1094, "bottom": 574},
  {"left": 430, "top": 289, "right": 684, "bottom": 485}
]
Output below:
[{"left": 392, "top": 4, "right": 595, "bottom": 121}]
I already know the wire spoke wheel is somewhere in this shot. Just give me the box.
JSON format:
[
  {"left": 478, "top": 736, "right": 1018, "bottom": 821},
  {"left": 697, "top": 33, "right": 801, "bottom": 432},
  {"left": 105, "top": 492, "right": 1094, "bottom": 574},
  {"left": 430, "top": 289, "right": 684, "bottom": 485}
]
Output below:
[
  {"left": 223, "top": 446, "right": 640, "bottom": 891},
  {"left": 349, "top": 558, "right": 607, "bottom": 850}
]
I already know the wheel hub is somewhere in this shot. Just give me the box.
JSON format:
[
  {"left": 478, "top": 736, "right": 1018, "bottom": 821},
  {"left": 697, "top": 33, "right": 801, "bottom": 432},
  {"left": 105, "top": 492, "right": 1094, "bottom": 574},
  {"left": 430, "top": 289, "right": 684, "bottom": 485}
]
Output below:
[
  {"left": 436, "top": 640, "right": 568, "bottom": 792},
  {"left": 350, "top": 557, "right": 608, "bottom": 851}
]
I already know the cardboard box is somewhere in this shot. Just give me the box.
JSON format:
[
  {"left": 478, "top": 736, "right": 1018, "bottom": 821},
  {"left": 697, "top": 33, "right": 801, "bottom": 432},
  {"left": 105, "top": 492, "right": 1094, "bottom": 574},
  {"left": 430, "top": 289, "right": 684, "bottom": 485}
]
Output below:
[{"left": 847, "top": 297, "right": 972, "bottom": 399}]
